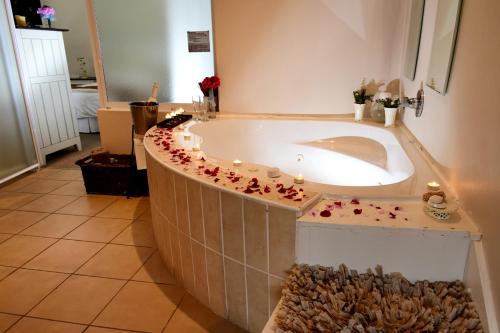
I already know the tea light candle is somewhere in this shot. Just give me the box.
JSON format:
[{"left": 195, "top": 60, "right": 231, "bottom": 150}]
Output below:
[
  {"left": 192, "top": 144, "right": 200, "bottom": 152},
  {"left": 178, "top": 124, "right": 185, "bottom": 130},
  {"left": 294, "top": 174, "right": 304, "bottom": 184},
  {"left": 183, "top": 132, "right": 191, "bottom": 141},
  {"left": 427, "top": 181, "right": 440, "bottom": 191},
  {"left": 233, "top": 159, "right": 242, "bottom": 167}
]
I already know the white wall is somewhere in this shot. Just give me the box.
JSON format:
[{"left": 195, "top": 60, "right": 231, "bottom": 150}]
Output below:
[
  {"left": 401, "top": 0, "right": 500, "bottom": 327},
  {"left": 212, "top": 0, "right": 404, "bottom": 114},
  {"left": 43, "top": 0, "right": 95, "bottom": 78}
]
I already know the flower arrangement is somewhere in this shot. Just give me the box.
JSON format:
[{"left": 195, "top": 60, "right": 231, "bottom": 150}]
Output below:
[
  {"left": 37, "top": 5, "right": 56, "bottom": 27},
  {"left": 376, "top": 97, "right": 400, "bottom": 108},
  {"left": 198, "top": 76, "right": 220, "bottom": 97},
  {"left": 353, "top": 88, "right": 372, "bottom": 104}
]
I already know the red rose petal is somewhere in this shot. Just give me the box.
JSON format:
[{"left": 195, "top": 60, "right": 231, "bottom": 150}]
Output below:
[
  {"left": 353, "top": 208, "right": 362, "bottom": 215},
  {"left": 351, "top": 199, "right": 360, "bottom": 205},
  {"left": 389, "top": 212, "right": 396, "bottom": 219},
  {"left": 320, "top": 210, "right": 331, "bottom": 217}
]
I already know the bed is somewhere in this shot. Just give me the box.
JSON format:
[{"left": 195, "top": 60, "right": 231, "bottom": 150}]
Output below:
[{"left": 71, "top": 83, "right": 100, "bottom": 133}]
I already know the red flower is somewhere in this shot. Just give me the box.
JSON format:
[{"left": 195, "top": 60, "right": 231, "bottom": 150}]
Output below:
[{"left": 199, "top": 76, "right": 221, "bottom": 95}]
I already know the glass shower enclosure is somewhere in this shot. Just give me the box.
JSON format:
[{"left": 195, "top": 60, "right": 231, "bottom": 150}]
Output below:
[{"left": 0, "top": 1, "right": 38, "bottom": 183}]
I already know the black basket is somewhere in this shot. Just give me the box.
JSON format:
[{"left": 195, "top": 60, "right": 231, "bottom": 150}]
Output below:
[{"left": 75, "top": 155, "right": 148, "bottom": 197}]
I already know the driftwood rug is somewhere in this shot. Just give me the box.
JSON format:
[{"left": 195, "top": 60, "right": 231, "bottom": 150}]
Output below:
[{"left": 275, "top": 264, "right": 482, "bottom": 333}]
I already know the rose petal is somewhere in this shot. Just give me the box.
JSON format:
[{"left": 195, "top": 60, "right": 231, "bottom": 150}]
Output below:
[
  {"left": 320, "top": 210, "right": 331, "bottom": 217},
  {"left": 353, "top": 208, "right": 362, "bottom": 215}
]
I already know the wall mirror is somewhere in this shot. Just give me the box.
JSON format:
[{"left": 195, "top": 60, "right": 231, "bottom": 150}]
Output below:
[
  {"left": 93, "top": 0, "right": 214, "bottom": 103},
  {"left": 426, "top": 0, "right": 462, "bottom": 94},
  {"left": 404, "top": 0, "right": 425, "bottom": 80}
]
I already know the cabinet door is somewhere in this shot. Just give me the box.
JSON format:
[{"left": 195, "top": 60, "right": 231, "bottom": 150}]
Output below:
[{"left": 17, "top": 29, "right": 80, "bottom": 149}]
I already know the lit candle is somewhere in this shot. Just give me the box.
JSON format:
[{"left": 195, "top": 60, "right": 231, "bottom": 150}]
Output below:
[
  {"left": 178, "top": 124, "right": 185, "bottom": 130},
  {"left": 294, "top": 174, "right": 304, "bottom": 184},
  {"left": 192, "top": 144, "right": 201, "bottom": 152},
  {"left": 427, "top": 181, "right": 440, "bottom": 191},
  {"left": 183, "top": 132, "right": 191, "bottom": 141},
  {"left": 233, "top": 159, "right": 242, "bottom": 167}
]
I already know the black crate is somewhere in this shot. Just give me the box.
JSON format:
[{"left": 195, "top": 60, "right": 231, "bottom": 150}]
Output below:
[{"left": 75, "top": 155, "right": 148, "bottom": 197}]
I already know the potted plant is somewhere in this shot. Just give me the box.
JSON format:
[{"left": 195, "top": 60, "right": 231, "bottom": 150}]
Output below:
[
  {"left": 199, "top": 76, "right": 221, "bottom": 119},
  {"left": 376, "top": 97, "right": 400, "bottom": 127},
  {"left": 353, "top": 88, "right": 372, "bottom": 121}
]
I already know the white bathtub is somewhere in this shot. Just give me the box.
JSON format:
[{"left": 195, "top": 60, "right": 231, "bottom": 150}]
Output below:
[{"left": 179, "top": 119, "right": 414, "bottom": 187}]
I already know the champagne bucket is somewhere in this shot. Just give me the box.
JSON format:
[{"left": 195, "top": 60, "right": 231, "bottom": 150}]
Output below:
[{"left": 130, "top": 102, "right": 158, "bottom": 135}]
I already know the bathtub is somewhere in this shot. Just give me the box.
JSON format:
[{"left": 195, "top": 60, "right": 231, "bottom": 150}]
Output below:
[{"left": 180, "top": 119, "right": 415, "bottom": 187}]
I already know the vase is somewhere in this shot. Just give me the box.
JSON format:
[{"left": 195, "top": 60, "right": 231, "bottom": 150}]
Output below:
[
  {"left": 203, "top": 96, "right": 216, "bottom": 119},
  {"left": 353, "top": 103, "right": 365, "bottom": 121},
  {"left": 384, "top": 107, "right": 398, "bottom": 127}
]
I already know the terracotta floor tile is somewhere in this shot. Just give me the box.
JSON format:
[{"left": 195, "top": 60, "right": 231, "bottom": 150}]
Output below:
[
  {"left": 6, "top": 317, "right": 86, "bottom": 333},
  {"left": 19, "top": 194, "right": 79, "bottom": 213},
  {"left": 93, "top": 281, "right": 184, "bottom": 333},
  {"left": 132, "top": 252, "right": 175, "bottom": 284},
  {"left": 111, "top": 220, "right": 156, "bottom": 247},
  {"left": 29, "top": 275, "right": 125, "bottom": 324},
  {"left": 85, "top": 327, "right": 132, "bottom": 333},
  {"left": 0, "top": 265, "right": 16, "bottom": 280},
  {"left": 57, "top": 196, "right": 118, "bottom": 216},
  {"left": 0, "top": 211, "right": 49, "bottom": 234},
  {"left": 0, "top": 235, "right": 57, "bottom": 267},
  {"left": 16, "top": 180, "right": 69, "bottom": 194},
  {"left": 0, "top": 209, "right": 11, "bottom": 217},
  {"left": 20, "top": 214, "right": 89, "bottom": 238},
  {"left": 28, "top": 168, "right": 63, "bottom": 179},
  {"left": 96, "top": 197, "right": 148, "bottom": 219},
  {"left": 163, "top": 294, "right": 247, "bottom": 333},
  {"left": 0, "top": 269, "right": 67, "bottom": 314},
  {"left": 77, "top": 244, "right": 153, "bottom": 279},
  {"left": 0, "top": 192, "right": 41, "bottom": 210},
  {"left": 0, "top": 176, "right": 37, "bottom": 193},
  {"left": 0, "top": 313, "right": 20, "bottom": 332},
  {"left": 24, "top": 239, "right": 105, "bottom": 273},
  {"left": 64, "top": 217, "right": 132, "bottom": 243},
  {"left": 45, "top": 169, "right": 83, "bottom": 181},
  {"left": 50, "top": 181, "right": 87, "bottom": 196}
]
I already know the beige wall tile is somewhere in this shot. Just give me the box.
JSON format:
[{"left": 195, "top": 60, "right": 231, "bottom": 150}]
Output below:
[
  {"left": 150, "top": 208, "right": 172, "bottom": 269},
  {"left": 244, "top": 199, "right": 268, "bottom": 272},
  {"left": 202, "top": 185, "right": 222, "bottom": 253},
  {"left": 145, "top": 154, "right": 159, "bottom": 204},
  {"left": 174, "top": 174, "right": 189, "bottom": 234},
  {"left": 94, "top": 281, "right": 184, "bottom": 333},
  {"left": 187, "top": 179, "right": 204, "bottom": 244},
  {"left": 269, "top": 276, "right": 284, "bottom": 314},
  {"left": 246, "top": 267, "right": 269, "bottom": 333},
  {"left": 24, "top": 239, "right": 104, "bottom": 273},
  {"left": 0, "top": 235, "right": 57, "bottom": 267},
  {"left": 0, "top": 211, "right": 49, "bottom": 234},
  {"left": 224, "top": 258, "right": 247, "bottom": 329},
  {"left": 206, "top": 249, "right": 226, "bottom": 318},
  {"left": 178, "top": 232, "right": 195, "bottom": 294},
  {"left": 221, "top": 193, "right": 243, "bottom": 262},
  {"left": 168, "top": 223, "right": 182, "bottom": 281},
  {"left": 157, "top": 166, "right": 177, "bottom": 225},
  {"left": 0, "top": 269, "right": 67, "bottom": 315},
  {"left": 7, "top": 317, "right": 86, "bottom": 333},
  {"left": 268, "top": 207, "right": 296, "bottom": 278},
  {"left": 191, "top": 241, "right": 209, "bottom": 307}
]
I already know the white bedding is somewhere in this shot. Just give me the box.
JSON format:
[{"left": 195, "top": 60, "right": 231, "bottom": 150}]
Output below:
[{"left": 72, "top": 87, "right": 100, "bottom": 133}]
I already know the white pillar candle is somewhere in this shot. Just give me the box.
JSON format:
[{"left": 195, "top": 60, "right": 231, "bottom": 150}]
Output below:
[
  {"left": 183, "top": 132, "right": 191, "bottom": 141},
  {"left": 233, "top": 159, "right": 242, "bottom": 167},
  {"left": 192, "top": 144, "right": 200, "bottom": 152},
  {"left": 427, "top": 181, "right": 440, "bottom": 191},
  {"left": 294, "top": 174, "right": 304, "bottom": 184}
]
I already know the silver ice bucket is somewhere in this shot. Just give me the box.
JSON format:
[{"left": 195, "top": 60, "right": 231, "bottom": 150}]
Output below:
[{"left": 130, "top": 101, "right": 158, "bottom": 136}]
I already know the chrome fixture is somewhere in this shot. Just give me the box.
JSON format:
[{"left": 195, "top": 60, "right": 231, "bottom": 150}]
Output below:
[{"left": 402, "top": 88, "right": 424, "bottom": 117}]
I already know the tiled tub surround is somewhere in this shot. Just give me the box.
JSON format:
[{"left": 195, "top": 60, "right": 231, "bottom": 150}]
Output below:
[{"left": 144, "top": 116, "right": 482, "bottom": 332}]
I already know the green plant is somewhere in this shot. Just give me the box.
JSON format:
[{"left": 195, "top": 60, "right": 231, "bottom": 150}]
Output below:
[
  {"left": 376, "top": 97, "right": 400, "bottom": 108},
  {"left": 353, "top": 89, "right": 373, "bottom": 104}
]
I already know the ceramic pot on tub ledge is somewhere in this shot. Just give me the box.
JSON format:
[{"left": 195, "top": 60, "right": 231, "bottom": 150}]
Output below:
[
  {"left": 384, "top": 107, "right": 398, "bottom": 127},
  {"left": 354, "top": 103, "right": 365, "bottom": 121}
]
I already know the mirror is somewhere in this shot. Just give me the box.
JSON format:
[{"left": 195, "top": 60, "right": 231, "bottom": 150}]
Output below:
[
  {"left": 404, "top": 0, "right": 425, "bottom": 80},
  {"left": 426, "top": 0, "right": 462, "bottom": 94},
  {"left": 93, "top": 0, "right": 214, "bottom": 103}
]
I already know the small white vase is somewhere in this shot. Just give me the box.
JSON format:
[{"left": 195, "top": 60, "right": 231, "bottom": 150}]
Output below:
[
  {"left": 354, "top": 103, "right": 365, "bottom": 121},
  {"left": 384, "top": 107, "right": 398, "bottom": 127}
]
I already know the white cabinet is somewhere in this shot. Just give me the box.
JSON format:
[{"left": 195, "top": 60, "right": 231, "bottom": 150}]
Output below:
[{"left": 15, "top": 28, "right": 81, "bottom": 165}]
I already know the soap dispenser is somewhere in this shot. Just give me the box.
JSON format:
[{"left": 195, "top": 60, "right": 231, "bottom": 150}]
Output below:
[{"left": 369, "top": 85, "right": 391, "bottom": 123}]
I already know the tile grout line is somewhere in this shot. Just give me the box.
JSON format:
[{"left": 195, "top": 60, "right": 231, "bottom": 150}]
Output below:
[
  {"left": 185, "top": 179, "right": 197, "bottom": 295},
  {"left": 199, "top": 182, "right": 211, "bottom": 308},
  {"left": 218, "top": 190, "right": 229, "bottom": 318},
  {"left": 241, "top": 197, "right": 249, "bottom": 331},
  {"left": 173, "top": 174, "right": 185, "bottom": 283},
  {"left": 266, "top": 204, "right": 271, "bottom": 318}
]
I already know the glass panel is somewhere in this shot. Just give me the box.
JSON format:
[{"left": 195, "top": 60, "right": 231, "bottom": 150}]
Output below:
[
  {"left": 426, "top": 0, "right": 462, "bottom": 94},
  {"left": 94, "top": 0, "right": 214, "bottom": 103},
  {"left": 0, "top": 2, "right": 37, "bottom": 181},
  {"left": 404, "top": 0, "right": 425, "bottom": 80}
]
